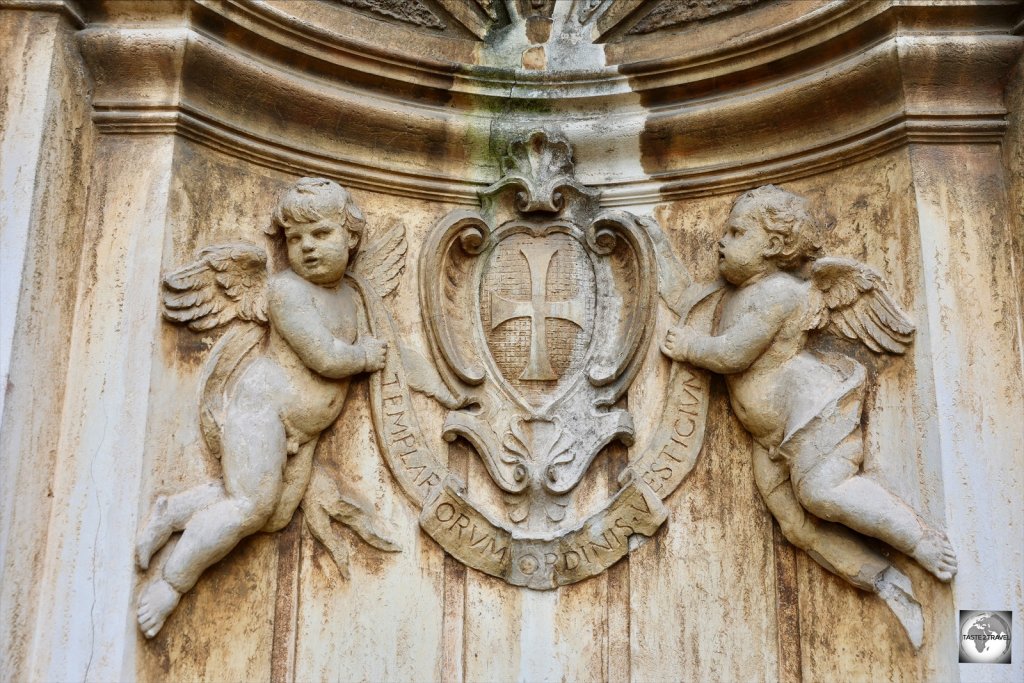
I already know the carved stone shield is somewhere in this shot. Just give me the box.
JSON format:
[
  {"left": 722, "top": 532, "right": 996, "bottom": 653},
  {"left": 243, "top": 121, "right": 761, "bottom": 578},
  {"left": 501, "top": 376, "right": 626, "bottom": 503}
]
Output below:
[
  {"left": 481, "top": 230, "right": 594, "bottom": 403},
  {"left": 363, "top": 131, "right": 712, "bottom": 588}
]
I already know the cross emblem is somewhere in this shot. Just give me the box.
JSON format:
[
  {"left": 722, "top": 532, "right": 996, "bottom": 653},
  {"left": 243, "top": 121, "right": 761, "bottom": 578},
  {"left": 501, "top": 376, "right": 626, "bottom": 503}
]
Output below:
[{"left": 491, "top": 241, "right": 586, "bottom": 381}]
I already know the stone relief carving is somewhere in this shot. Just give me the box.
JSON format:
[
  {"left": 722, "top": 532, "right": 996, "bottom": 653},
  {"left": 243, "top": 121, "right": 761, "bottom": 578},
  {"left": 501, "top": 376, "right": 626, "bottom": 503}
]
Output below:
[
  {"left": 658, "top": 184, "right": 957, "bottom": 647},
  {"left": 135, "top": 148, "right": 954, "bottom": 647},
  {"left": 337, "top": 0, "right": 446, "bottom": 30},
  {"left": 473, "top": 0, "right": 499, "bottom": 22},
  {"left": 517, "top": 0, "right": 556, "bottom": 21},
  {"left": 627, "top": 0, "right": 766, "bottom": 35},
  {"left": 363, "top": 130, "right": 712, "bottom": 589},
  {"left": 135, "top": 179, "right": 408, "bottom": 638},
  {"left": 577, "top": 0, "right": 611, "bottom": 25},
  {"left": 422, "top": 130, "right": 656, "bottom": 527}
]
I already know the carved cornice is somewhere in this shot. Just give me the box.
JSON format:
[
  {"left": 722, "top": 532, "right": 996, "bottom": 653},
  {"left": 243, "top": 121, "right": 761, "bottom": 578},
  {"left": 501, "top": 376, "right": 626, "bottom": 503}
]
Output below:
[
  {"left": 0, "top": 0, "right": 85, "bottom": 27},
  {"left": 643, "top": 113, "right": 1009, "bottom": 204},
  {"left": 78, "top": 1, "right": 1021, "bottom": 204},
  {"left": 182, "top": 0, "right": 1018, "bottom": 96},
  {"left": 91, "top": 103, "right": 486, "bottom": 204}
]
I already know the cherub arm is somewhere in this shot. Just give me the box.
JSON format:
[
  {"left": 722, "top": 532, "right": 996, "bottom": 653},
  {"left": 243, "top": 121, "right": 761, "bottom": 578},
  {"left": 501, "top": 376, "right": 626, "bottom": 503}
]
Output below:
[
  {"left": 664, "top": 287, "right": 797, "bottom": 374},
  {"left": 267, "top": 277, "right": 372, "bottom": 378}
]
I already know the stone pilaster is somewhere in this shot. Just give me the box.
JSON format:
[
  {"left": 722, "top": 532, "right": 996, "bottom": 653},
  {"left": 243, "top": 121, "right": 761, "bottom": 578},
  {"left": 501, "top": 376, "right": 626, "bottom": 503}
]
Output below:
[
  {"left": 0, "top": 3, "right": 90, "bottom": 680},
  {"left": 909, "top": 142, "right": 1024, "bottom": 680},
  {"left": 22, "top": 21, "right": 187, "bottom": 681}
]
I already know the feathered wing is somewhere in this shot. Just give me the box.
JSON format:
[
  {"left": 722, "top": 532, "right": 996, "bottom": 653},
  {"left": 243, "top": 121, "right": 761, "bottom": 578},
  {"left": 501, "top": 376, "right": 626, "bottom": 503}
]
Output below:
[
  {"left": 804, "top": 257, "right": 915, "bottom": 354},
  {"left": 350, "top": 219, "right": 407, "bottom": 297},
  {"left": 162, "top": 242, "right": 269, "bottom": 330},
  {"left": 399, "top": 342, "right": 466, "bottom": 409},
  {"left": 161, "top": 242, "right": 270, "bottom": 456}
]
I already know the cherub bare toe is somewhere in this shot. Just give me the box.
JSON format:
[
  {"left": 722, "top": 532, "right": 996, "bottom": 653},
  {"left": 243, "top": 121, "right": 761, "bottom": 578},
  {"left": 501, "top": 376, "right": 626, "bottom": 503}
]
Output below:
[
  {"left": 912, "top": 530, "right": 957, "bottom": 582},
  {"left": 136, "top": 496, "right": 171, "bottom": 571},
  {"left": 137, "top": 578, "right": 180, "bottom": 638}
]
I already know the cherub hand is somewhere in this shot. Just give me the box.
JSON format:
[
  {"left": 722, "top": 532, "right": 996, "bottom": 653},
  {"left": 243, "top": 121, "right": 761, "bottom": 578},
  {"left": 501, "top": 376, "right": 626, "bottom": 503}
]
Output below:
[
  {"left": 361, "top": 336, "right": 388, "bottom": 372},
  {"left": 661, "top": 325, "right": 693, "bottom": 362}
]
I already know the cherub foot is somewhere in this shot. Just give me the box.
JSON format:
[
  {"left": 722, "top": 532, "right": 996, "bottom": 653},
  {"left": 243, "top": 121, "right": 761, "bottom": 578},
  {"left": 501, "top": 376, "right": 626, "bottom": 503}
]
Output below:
[
  {"left": 876, "top": 566, "right": 923, "bottom": 649},
  {"left": 911, "top": 529, "right": 958, "bottom": 582},
  {"left": 136, "top": 496, "right": 172, "bottom": 570},
  {"left": 137, "top": 577, "right": 181, "bottom": 639}
]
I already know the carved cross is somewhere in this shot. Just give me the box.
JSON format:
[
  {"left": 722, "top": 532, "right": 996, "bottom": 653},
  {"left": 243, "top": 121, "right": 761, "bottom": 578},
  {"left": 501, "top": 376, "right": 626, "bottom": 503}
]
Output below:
[{"left": 491, "top": 242, "right": 585, "bottom": 381}]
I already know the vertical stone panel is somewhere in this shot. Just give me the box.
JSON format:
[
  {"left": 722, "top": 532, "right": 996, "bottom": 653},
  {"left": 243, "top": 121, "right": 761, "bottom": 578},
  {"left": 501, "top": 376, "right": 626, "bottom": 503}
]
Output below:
[
  {"left": 0, "top": 9, "right": 93, "bottom": 681},
  {"left": 910, "top": 143, "right": 1024, "bottom": 683},
  {"left": 291, "top": 387, "right": 447, "bottom": 682},
  {"left": 771, "top": 151, "right": 956, "bottom": 683},
  {"left": 28, "top": 134, "right": 175, "bottom": 682},
  {"left": 135, "top": 142, "right": 291, "bottom": 683},
  {"left": 288, "top": 192, "right": 456, "bottom": 682},
  {"left": 0, "top": 10, "right": 57, "bottom": 421}
]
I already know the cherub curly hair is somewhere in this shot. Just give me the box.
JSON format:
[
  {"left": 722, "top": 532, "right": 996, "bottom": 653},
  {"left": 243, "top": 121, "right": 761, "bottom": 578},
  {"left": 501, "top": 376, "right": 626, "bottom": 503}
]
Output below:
[
  {"left": 266, "top": 177, "right": 366, "bottom": 245},
  {"left": 732, "top": 184, "right": 821, "bottom": 270}
]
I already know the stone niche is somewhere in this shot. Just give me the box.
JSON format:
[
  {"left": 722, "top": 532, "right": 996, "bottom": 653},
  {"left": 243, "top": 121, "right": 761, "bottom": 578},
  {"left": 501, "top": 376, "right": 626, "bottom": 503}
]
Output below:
[{"left": 1, "top": 1, "right": 1022, "bottom": 681}]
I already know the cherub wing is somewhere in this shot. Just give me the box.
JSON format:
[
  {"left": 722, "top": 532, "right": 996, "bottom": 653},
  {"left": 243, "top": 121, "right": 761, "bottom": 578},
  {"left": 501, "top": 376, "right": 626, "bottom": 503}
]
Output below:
[
  {"left": 350, "top": 219, "right": 407, "bottom": 297},
  {"left": 161, "top": 242, "right": 269, "bottom": 331},
  {"left": 805, "top": 257, "right": 915, "bottom": 354},
  {"left": 161, "top": 242, "right": 269, "bottom": 458}
]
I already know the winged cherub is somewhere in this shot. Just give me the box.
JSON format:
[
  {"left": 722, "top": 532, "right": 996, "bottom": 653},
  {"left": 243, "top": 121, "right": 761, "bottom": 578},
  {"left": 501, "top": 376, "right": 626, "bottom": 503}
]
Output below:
[
  {"left": 659, "top": 185, "right": 956, "bottom": 646},
  {"left": 135, "top": 178, "right": 408, "bottom": 638}
]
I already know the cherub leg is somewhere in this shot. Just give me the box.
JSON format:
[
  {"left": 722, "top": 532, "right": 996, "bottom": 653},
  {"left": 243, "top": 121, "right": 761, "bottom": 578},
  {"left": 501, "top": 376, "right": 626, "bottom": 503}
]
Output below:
[
  {"left": 790, "top": 436, "right": 956, "bottom": 581},
  {"left": 136, "top": 482, "right": 225, "bottom": 570},
  {"left": 137, "top": 401, "right": 286, "bottom": 638},
  {"left": 753, "top": 445, "right": 890, "bottom": 589},
  {"left": 263, "top": 438, "right": 317, "bottom": 533},
  {"left": 753, "top": 446, "right": 924, "bottom": 646}
]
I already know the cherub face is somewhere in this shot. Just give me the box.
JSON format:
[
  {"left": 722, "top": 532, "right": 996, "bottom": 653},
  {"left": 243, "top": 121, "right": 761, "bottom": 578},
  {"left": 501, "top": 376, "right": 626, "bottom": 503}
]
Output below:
[
  {"left": 284, "top": 218, "right": 357, "bottom": 285},
  {"left": 717, "top": 205, "right": 776, "bottom": 285}
]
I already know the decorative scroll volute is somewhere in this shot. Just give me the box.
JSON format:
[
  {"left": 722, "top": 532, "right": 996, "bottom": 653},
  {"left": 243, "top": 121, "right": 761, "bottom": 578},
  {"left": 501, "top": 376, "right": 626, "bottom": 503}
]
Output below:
[{"left": 419, "top": 210, "right": 492, "bottom": 388}]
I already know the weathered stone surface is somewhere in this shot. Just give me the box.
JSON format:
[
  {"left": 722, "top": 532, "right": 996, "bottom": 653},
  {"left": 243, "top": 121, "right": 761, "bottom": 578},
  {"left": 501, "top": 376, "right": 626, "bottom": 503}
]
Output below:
[
  {"left": 627, "top": 0, "right": 766, "bottom": 35},
  {"left": 337, "top": 0, "right": 446, "bottom": 31},
  {"left": 1, "top": 0, "right": 1022, "bottom": 681}
]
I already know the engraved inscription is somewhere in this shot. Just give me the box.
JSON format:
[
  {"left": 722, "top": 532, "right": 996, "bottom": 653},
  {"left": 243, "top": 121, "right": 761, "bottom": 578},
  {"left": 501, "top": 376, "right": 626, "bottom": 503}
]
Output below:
[
  {"left": 420, "top": 478, "right": 667, "bottom": 589},
  {"left": 636, "top": 367, "right": 703, "bottom": 494},
  {"left": 380, "top": 372, "right": 445, "bottom": 493}
]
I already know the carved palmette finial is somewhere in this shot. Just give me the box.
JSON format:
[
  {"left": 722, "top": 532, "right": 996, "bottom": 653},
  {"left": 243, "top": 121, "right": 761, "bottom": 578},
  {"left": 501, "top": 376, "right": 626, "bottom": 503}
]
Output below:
[{"left": 482, "top": 130, "right": 599, "bottom": 214}]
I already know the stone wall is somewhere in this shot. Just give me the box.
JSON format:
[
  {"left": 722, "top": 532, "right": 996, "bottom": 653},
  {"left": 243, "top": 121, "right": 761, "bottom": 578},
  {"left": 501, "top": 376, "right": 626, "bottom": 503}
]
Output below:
[{"left": 1, "top": 1, "right": 1021, "bottom": 681}]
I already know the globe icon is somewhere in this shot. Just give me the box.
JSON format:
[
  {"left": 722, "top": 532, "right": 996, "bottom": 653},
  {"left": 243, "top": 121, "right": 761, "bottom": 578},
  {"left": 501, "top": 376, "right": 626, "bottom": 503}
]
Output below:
[{"left": 960, "top": 612, "right": 1011, "bottom": 663}]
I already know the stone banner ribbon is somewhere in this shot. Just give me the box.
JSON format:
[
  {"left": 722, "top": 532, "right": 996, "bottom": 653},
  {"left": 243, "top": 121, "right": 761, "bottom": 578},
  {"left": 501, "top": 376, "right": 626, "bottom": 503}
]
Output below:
[
  {"left": 353, "top": 274, "right": 447, "bottom": 507},
  {"left": 353, "top": 274, "right": 710, "bottom": 588},
  {"left": 420, "top": 477, "right": 667, "bottom": 589}
]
